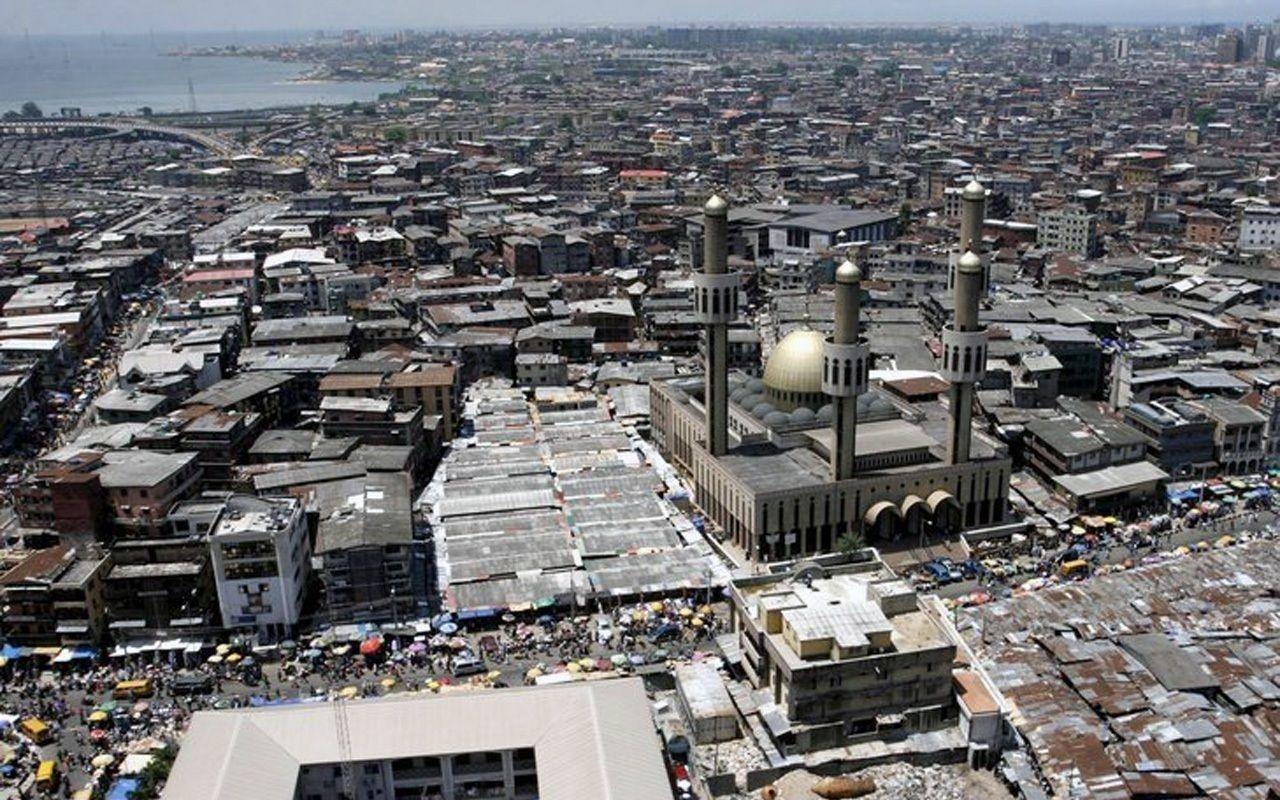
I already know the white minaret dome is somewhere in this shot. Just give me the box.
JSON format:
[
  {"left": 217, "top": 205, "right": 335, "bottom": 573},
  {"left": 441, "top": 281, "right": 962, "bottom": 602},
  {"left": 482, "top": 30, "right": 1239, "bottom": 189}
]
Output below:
[
  {"left": 958, "top": 250, "right": 983, "bottom": 273},
  {"left": 835, "top": 259, "right": 862, "bottom": 284},
  {"left": 962, "top": 180, "right": 986, "bottom": 201},
  {"left": 704, "top": 194, "right": 728, "bottom": 214}
]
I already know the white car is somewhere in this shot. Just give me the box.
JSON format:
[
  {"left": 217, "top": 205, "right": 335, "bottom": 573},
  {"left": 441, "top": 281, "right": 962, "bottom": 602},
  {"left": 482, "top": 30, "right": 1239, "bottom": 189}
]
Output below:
[{"left": 595, "top": 615, "right": 614, "bottom": 645}]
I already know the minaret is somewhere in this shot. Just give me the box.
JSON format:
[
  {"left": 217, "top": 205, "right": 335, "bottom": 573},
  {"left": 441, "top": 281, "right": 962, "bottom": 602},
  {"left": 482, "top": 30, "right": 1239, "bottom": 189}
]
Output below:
[
  {"left": 943, "top": 251, "right": 987, "bottom": 464},
  {"left": 823, "top": 258, "right": 870, "bottom": 481},
  {"left": 694, "top": 195, "right": 739, "bottom": 456},
  {"left": 960, "top": 179, "right": 986, "bottom": 254},
  {"left": 949, "top": 179, "right": 988, "bottom": 294}
]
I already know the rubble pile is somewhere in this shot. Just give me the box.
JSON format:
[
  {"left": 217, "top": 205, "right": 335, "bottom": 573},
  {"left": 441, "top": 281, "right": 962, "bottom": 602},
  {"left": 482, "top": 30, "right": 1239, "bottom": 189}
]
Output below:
[{"left": 764, "top": 763, "right": 986, "bottom": 800}]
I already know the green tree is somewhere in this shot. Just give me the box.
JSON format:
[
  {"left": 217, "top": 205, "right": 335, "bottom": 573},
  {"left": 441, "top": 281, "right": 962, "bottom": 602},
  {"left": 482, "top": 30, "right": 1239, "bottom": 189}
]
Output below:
[
  {"left": 558, "top": 114, "right": 575, "bottom": 131},
  {"left": 719, "top": 65, "right": 740, "bottom": 79},
  {"left": 133, "top": 745, "right": 176, "bottom": 799},
  {"left": 833, "top": 61, "right": 860, "bottom": 81},
  {"left": 898, "top": 201, "right": 913, "bottom": 233},
  {"left": 384, "top": 126, "right": 408, "bottom": 143},
  {"left": 19, "top": 101, "right": 42, "bottom": 118},
  {"left": 1193, "top": 105, "right": 1216, "bottom": 127},
  {"left": 610, "top": 108, "right": 629, "bottom": 122},
  {"left": 835, "top": 529, "right": 867, "bottom": 555},
  {"left": 767, "top": 61, "right": 789, "bottom": 75},
  {"left": 877, "top": 62, "right": 900, "bottom": 79}
]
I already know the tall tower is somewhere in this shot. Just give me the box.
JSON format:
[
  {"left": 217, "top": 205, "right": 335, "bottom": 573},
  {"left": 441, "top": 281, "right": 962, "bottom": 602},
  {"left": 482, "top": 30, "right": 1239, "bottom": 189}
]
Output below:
[
  {"left": 823, "top": 258, "right": 870, "bottom": 481},
  {"left": 950, "top": 179, "right": 988, "bottom": 294},
  {"left": 694, "top": 195, "right": 739, "bottom": 456},
  {"left": 960, "top": 179, "right": 986, "bottom": 254},
  {"left": 942, "top": 251, "right": 987, "bottom": 465}
]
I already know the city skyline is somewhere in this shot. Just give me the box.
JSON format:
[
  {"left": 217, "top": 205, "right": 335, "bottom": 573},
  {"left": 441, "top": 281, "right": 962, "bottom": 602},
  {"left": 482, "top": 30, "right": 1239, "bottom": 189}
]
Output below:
[{"left": 6, "top": 0, "right": 1278, "bottom": 35}]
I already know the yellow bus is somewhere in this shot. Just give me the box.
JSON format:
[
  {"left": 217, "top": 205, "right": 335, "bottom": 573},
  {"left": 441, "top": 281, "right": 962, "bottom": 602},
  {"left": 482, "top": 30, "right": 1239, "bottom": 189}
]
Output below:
[
  {"left": 19, "top": 718, "right": 53, "bottom": 745},
  {"left": 111, "top": 679, "right": 154, "bottom": 700},
  {"left": 1060, "top": 559, "right": 1090, "bottom": 579},
  {"left": 36, "top": 760, "right": 59, "bottom": 791}
]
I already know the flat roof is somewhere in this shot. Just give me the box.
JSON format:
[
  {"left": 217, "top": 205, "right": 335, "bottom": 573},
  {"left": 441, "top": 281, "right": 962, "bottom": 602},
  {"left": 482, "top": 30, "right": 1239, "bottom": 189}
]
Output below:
[
  {"left": 1052, "top": 461, "right": 1170, "bottom": 499},
  {"left": 98, "top": 451, "right": 196, "bottom": 488}
]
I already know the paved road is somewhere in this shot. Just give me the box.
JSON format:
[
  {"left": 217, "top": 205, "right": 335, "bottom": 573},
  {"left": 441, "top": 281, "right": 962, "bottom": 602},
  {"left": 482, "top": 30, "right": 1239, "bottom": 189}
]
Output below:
[{"left": 2, "top": 605, "right": 727, "bottom": 794}]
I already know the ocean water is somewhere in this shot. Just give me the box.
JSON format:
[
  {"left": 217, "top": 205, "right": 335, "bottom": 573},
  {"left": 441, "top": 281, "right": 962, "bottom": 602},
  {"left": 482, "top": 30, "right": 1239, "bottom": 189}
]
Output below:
[{"left": 0, "top": 31, "right": 404, "bottom": 115}]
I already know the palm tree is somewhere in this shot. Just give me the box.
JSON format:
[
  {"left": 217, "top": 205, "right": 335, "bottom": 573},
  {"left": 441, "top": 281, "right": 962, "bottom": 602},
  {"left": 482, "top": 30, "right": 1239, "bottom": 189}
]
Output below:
[{"left": 835, "top": 529, "right": 866, "bottom": 554}]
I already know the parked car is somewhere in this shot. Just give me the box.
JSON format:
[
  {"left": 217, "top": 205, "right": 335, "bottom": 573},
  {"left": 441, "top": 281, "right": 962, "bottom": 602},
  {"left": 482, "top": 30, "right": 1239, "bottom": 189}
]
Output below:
[
  {"left": 595, "top": 614, "right": 614, "bottom": 646},
  {"left": 453, "top": 655, "right": 486, "bottom": 677},
  {"left": 922, "top": 561, "right": 952, "bottom": 583},
  {"left": 172, "top": 672, "right": 214, "bottom": 696}
]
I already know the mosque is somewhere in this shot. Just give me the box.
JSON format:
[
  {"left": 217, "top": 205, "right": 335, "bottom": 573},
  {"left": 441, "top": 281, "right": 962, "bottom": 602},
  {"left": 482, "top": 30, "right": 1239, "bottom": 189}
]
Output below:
[{"left": 650, "top": 186, "right": 1012, "bottom": 564}]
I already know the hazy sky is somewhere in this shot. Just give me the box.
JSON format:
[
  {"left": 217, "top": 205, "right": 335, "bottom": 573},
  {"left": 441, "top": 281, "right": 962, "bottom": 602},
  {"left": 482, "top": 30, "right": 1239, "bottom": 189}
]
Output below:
[{"left": 4, "top": 0, "right": 1272, "bottom": 35}]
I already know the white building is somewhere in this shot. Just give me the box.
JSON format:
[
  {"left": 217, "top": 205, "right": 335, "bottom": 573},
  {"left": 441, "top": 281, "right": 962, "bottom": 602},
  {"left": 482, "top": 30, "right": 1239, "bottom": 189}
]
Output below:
[
  {"left": 1037, "top": 205, "right": 1101, "bottom": 257},
  {"left": 209, "top": 495, "right": 310, "bottom": 634},
  {"left": 161, "top": 679, "right": 671, "bottom": 800},
  {"left": 1239, "top": 206, "right": 1280, "bottom": 252}
]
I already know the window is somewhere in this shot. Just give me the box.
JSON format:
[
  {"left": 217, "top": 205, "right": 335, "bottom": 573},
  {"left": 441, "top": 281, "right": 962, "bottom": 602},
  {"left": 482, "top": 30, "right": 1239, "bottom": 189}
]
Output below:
[{"left": 785, "top": 228, "right": 811, "bottom": 249}]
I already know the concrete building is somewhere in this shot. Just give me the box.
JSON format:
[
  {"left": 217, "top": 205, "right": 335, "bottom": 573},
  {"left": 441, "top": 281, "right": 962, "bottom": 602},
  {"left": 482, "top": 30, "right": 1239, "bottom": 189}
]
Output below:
[
  {"left": 1037, "top": 205, "right": 1101, "bottom": 257},
  {"left": 161, "top": 679, "right": 670, "bottom": 800},
  {"left": 728, "top": 558, "right": 956, "bottom": 754},
  {"left": 311, "top": 471, "right": 422, "bottom": 623},
  {"left": 1024, "top": 417, "right": 1146, "bottom": 478},
  {"left": 0, "top": 544, "right": 111, "bottom": 648},
  {"left": 319, "top": 365, "right": 457, "bottom": 440},
  {"left": 1194, "top": 397, "right": 1267, "bottom": 475},
  {"left": 97, "top": 451, "right": 203, "bottom": 539},
  {"left": 514, "top": 353, "right": 568, "bottom": 387},
  {"left": 766, "top": 207, "right": 899, "bottom": 255},
  {"left": 1122, "top": 401, "right": 1217, "bottom": 479},
  {"left": 651, "top": 201, "right": 1010, "bottom": 563},
  {"left": 1239, "top": 206, "right": 1280, "bottom": 252},
  {"left": 209, "top": 495, "right": 311, "bottom": 635}
]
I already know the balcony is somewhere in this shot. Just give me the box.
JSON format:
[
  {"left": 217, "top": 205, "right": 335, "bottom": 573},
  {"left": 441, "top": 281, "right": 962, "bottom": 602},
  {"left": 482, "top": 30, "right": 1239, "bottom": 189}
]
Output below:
[
  {"left": 391, "top": 766, "right": 442, "bottom": 782},
  {"left": 451, "top": 761, "right": 504, "bottom": 777}
]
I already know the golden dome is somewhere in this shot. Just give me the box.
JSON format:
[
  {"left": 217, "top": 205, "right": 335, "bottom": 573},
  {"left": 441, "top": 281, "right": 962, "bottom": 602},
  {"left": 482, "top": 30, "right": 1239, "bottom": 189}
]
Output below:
[{"left": 764, "top": 329, "right": 827, "bottom": 396}]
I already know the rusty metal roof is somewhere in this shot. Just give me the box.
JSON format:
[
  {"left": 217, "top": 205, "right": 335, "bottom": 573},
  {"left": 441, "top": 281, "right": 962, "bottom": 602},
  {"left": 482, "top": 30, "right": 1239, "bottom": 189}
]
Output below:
[{"left": 958, "top": 539, "right": 1280, "bottom": 799}]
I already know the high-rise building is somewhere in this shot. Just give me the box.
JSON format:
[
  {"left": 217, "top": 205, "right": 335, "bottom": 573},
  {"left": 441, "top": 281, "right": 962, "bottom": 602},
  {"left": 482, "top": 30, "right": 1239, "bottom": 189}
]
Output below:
[
  {"left": 1111, "top": 36, "right": 1131, "bottom": 61},
  {"left": 1217, "top": 31, "right": 1244, "bottom": 63}
]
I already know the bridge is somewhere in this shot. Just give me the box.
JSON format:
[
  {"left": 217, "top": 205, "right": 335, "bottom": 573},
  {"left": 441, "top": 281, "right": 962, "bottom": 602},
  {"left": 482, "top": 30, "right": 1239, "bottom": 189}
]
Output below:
[{"left": 0, "top": 117, "right": 241, "bottom": 156}]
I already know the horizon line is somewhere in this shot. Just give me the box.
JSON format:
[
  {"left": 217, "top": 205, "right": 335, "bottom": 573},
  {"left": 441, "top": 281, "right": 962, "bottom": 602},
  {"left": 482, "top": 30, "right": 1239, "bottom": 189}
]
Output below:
[{"left": 0, "top": 19, "right": 1268, "bottom": 38}]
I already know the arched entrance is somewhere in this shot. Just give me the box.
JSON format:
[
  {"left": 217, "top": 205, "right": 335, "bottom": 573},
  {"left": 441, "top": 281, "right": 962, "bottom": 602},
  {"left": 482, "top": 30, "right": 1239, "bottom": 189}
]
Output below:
[
  {"left": 900, "top": 495, "right": 929, "bottom": 538},
  {"left": 927, "top": 490, "right": 962, "bottom": 535},
  {"left": 864, "top": 501, "right": 901, "bottom": 540}
]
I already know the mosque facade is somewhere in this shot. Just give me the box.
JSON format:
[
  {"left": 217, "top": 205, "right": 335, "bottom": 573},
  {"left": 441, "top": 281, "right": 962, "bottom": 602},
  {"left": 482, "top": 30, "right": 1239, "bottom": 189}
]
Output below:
[{"left": 651, "top": 190, "right": 1012, "bottom": 564}]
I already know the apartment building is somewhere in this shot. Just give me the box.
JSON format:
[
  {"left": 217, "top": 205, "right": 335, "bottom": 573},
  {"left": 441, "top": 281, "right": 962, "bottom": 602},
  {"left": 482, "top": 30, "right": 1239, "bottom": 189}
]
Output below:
[
  {"left": 728, "top": 560, "right": 956, "bottom": 754},
  {"left": 209, "top": 495, "right": 311, "bottom": 634},
  {"left": 1037, "top": 205, "right": 1101, "bottom": 257}
]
